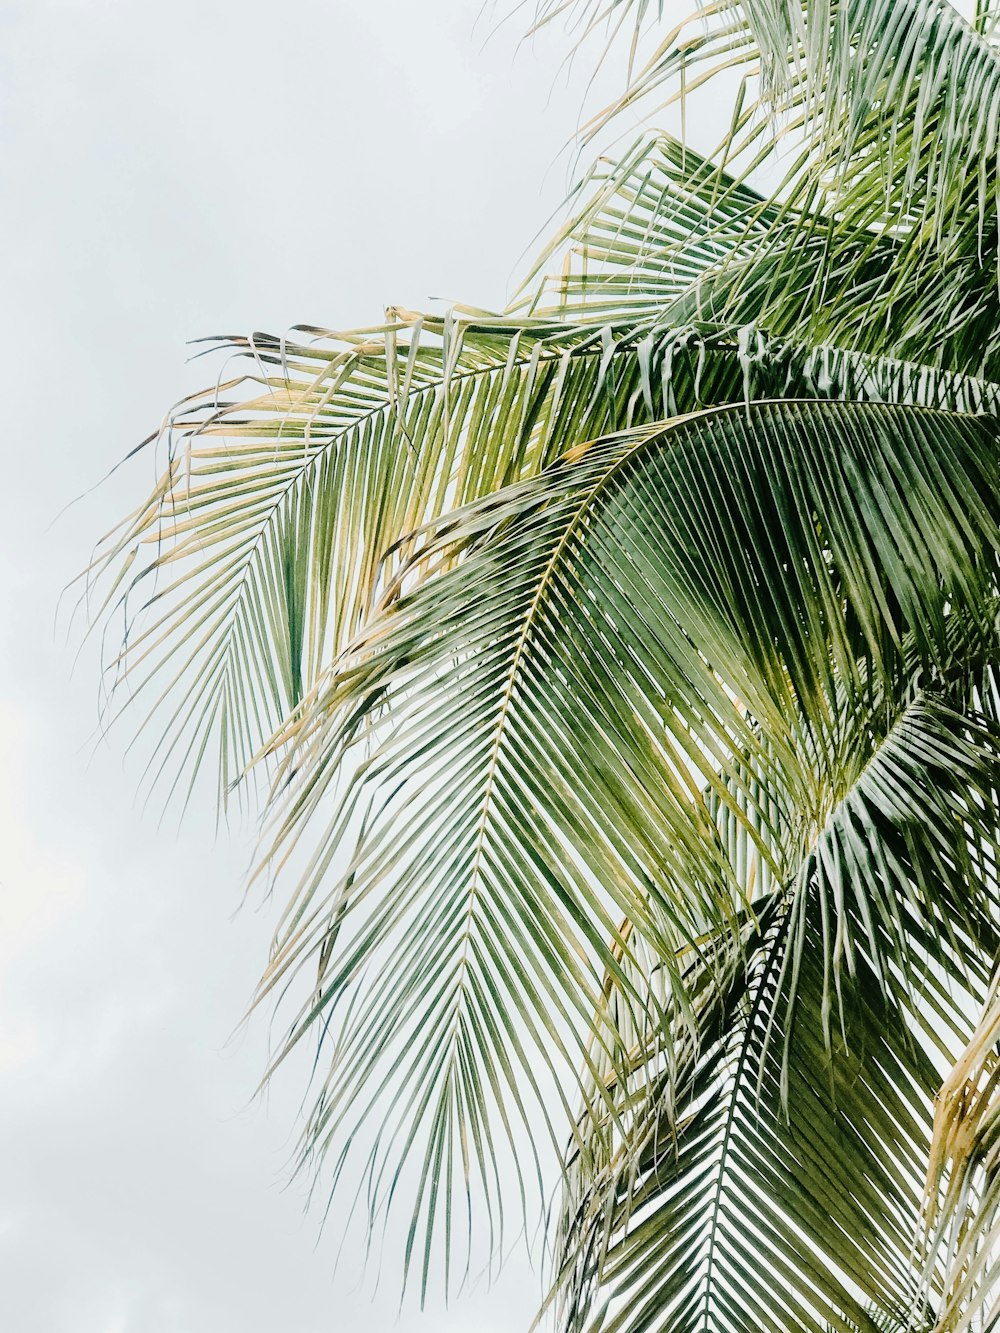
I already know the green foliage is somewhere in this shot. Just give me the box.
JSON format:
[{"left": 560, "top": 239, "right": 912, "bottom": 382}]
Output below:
[{"left": 91, "top": 1, "right": 1000, "bottom": 1329}]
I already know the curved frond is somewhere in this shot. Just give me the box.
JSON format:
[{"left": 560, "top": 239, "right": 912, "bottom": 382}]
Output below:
[
  {"left": 87, "top": 315, "right": 743, "bottom": 804},
  {"left": 512, "top": 134, "right": 781, "bottom": 324},
  {"left": 537, "top": 1, "right": 1000, "bottom": 373},
  {"left": 248, "top": 398, "right": 1000, "bottom": 1294},
  {"left": 552, "top": 694, "right": 1000, "bottom": 1333}
]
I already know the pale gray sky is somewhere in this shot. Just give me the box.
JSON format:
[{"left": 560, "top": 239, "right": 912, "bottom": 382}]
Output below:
[{"left": 0, "top": 4, "right": 711, "bottom": 1330}]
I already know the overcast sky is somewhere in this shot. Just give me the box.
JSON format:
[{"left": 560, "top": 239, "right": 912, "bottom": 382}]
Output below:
[{"left": 0, "top": 4, "right": 712, "bottom": 1330}]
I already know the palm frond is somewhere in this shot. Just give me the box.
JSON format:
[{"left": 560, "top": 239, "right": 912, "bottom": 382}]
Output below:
[
  {"left": 86, "top": 314, "right": 742, "bottom": 805},
  {"left": 536, "top": 0, "right": 1000, "bottom": 373},
  {"left": 244, "top": 397, "right": 1000, "bottom": 1296},
  {"left": 520, "top": 118, "right": 1000, "bottom": 375},
  {"left": 551, "top": 693, "right": 1000, "bottom": 1333},
  {"left": 511, "top": 134, "right": 780, "bottom": 324}
]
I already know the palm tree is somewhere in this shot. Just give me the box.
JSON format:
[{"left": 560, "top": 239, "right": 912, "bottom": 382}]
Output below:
[{"left": 89, "top": 1, "right": 1000, "bottom": 1329}]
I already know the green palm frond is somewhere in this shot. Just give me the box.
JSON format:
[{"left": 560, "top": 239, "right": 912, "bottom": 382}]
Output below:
[
  {"left": 512, "top": 135, "right": 780, "bottom": 324},
  {"left": 544, "top": 0, "right": 1000, "bottom": 234},
  {"left": 537, "top": 0, "right": 1000, "bottom": 372},
  {"left": 551, "top": 696, "right": 1000, "bottom": 1333},
  {"left": 540, "top": 122, "right": 999, "bottom": 375},
  {"left": 242, "top": 397, "right": 1000, "bottom": 1297},
  {"left": 87, "top": 315, "right": 742, "bottom": 804}
]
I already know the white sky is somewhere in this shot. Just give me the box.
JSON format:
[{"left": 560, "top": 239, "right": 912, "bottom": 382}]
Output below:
[{"left": 0, "top": 4, "right": 720, "bottom": 1330}]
